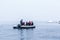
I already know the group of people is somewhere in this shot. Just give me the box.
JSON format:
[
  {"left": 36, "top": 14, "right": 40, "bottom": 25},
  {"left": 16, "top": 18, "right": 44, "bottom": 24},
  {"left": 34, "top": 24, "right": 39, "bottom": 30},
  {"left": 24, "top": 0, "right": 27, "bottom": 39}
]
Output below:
[{"left": 20, "top": 19, "right": 34, "bottom": 26}]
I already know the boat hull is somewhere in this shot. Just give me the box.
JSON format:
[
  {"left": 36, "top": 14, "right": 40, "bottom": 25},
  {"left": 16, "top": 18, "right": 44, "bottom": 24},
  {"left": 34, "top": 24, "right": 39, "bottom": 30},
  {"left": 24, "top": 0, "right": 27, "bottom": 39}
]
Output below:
[{"left": 13, "top": 26, "right": 35, "bottom": 29}]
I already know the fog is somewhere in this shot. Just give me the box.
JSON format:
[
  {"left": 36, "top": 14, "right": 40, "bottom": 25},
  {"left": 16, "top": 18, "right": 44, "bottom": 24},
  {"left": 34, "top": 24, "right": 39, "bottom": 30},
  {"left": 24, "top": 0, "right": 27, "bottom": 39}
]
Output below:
[{"left": 0, "top": 0, "right": 60, "bottom": 23}]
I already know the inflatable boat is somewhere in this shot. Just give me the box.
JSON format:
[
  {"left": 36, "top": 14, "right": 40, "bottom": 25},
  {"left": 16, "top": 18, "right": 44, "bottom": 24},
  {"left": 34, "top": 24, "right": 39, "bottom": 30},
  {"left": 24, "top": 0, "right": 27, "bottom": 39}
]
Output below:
[{"left": 13, "top": 19, "right": 35, "bottom": 29}]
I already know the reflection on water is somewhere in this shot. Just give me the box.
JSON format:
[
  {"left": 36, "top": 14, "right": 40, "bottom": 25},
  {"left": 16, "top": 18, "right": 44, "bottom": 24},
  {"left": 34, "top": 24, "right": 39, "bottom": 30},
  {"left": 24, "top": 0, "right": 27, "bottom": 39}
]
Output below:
[{"left": 19, "top": 29, "right": 34, "bottom": 40}]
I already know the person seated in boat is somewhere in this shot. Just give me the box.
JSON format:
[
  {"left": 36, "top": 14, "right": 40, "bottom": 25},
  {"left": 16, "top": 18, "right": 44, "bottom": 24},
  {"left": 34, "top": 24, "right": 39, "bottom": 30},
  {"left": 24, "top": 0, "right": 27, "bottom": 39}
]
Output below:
[
  {"left": 29, "top": 21, "right": 34, "bottom": 25},
  {"left": 26, "top": 22, "right": 29, "bottom": 25},
  {"left": 20, "top": 19, "right": 25, "bottom": 25},
  {"left": 22, "top": 22, "right": 25, "bottom": 25},
  {"left": 26, "top": 21, "right": 34, "bottom": 26},
  {"left": 31, "top": 21, "right": 34, "bottom": 25}
]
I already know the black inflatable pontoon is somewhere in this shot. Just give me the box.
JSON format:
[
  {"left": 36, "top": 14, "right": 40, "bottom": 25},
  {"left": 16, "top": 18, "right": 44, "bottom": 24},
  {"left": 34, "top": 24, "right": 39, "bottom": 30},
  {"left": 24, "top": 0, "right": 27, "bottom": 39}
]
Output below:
[{"left": 13, "top": 25, "right": 35, "bottom": 29}]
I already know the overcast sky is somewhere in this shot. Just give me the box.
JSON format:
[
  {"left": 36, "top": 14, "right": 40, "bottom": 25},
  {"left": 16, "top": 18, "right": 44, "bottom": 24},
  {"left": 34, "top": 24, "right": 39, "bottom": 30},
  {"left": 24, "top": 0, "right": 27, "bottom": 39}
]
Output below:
[{"left": 0, "top": 0, "right": 60, "bottom": 22}]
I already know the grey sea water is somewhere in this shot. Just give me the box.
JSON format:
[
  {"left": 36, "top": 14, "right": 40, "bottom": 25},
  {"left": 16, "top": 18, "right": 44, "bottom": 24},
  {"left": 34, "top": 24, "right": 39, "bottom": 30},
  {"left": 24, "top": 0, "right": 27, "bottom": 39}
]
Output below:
[{"left": 0, "top": 22, "right": 60, "bottom": 40}]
